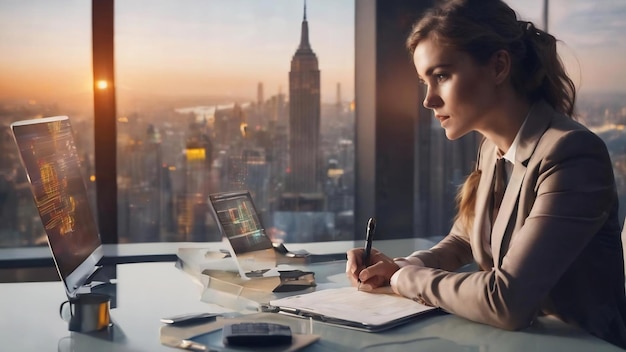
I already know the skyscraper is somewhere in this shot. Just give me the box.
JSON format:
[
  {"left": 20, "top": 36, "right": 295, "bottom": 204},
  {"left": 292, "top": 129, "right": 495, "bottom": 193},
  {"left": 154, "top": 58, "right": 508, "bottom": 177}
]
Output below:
[
  {"left": 178, "top": 118, "right": 217, "bottom": 241},
  {"left": 287, "top": 0, "right": 321, "bottom": 194},
  {"left": 257, "top": 82, "right": 264, "bottom": 109}
]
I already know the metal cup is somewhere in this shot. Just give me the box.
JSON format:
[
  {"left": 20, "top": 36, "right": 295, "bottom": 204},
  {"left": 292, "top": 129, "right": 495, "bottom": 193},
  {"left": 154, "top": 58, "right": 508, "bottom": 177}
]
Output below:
[{"left": 59, "top": 293, "right": 111, "bottom": 333}]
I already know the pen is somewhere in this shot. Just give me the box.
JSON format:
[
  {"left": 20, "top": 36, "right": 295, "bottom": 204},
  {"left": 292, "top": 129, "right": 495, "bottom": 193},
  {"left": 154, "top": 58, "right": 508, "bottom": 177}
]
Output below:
[
  {"left": 358, "top": 218, "right": 376, "bottom": 288},
  {"left": 362, "top": 217, "right": 376, "bottom": 267}
]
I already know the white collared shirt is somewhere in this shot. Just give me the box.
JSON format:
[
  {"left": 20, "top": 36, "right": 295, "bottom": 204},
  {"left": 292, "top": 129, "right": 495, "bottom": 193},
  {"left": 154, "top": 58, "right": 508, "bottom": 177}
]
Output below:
[{"left": 497, "top": 116, "right": 528, "bottom": 181}]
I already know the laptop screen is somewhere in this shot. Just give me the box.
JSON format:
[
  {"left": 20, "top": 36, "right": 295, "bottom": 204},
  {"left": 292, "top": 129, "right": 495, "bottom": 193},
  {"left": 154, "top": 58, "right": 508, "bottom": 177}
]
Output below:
[
  {"left": 208, "top": 190, "right": 277, "bottom": 278},
  {"left": 11, "top": 116, "right": 103, "bottom": 297}
]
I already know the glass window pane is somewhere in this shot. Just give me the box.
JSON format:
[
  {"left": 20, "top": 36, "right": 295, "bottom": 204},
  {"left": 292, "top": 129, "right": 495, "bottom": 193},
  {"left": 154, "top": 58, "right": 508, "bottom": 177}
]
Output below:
[
  {"left": 116, "top": 0, "right": 355, "bottom": 243},
  {"left": 0, "top": 1, "right": 93, "bottom": 248},
  {"left": 506, "top": 0, "right": 545, "bottom": 26},
  {"left": 550, "top": 0, "right": 626, "bottom": 225}
]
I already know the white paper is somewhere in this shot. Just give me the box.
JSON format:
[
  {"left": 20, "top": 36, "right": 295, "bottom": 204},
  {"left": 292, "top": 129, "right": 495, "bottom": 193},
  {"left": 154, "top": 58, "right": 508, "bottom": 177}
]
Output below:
[{"left": 269, "top": 287, "right": 435, "bottom": 327}]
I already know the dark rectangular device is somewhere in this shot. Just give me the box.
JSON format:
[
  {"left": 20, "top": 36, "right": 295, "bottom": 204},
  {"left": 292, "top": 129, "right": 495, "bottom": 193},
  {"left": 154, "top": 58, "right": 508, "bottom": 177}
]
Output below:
[
  {"left": 11, "top": 116, "right": 103, "bottom": 298},
  {"left": 222, "top": 322, "right": 292, "bottom": 347},
  {"left": 160, "top": 312, "right": 219, "bottom": 326}
]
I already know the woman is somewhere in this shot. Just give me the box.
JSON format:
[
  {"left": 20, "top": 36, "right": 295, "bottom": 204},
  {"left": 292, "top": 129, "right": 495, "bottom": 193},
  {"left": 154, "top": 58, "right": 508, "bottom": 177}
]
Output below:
[{"left": 346, "top": 0, "right": 626, "bottom": 348}]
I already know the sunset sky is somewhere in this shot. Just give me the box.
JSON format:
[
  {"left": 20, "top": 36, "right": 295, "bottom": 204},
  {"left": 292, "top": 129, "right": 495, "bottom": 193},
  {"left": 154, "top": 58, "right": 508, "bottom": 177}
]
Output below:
[{"left": 0, "top": 0, "right": 624, "bottom": 107}]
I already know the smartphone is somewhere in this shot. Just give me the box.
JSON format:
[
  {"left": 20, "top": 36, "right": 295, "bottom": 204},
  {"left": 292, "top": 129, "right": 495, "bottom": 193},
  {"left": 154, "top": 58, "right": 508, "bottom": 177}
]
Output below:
[{"left": 160, "top": 312, "right": 219, "bottom": 325}]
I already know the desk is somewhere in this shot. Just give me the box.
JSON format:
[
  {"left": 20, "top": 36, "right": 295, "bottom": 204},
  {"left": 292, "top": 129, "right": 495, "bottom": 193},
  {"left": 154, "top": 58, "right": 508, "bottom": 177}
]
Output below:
[{"left": 0, "top": 240, "right": 623, "bottom": 351}]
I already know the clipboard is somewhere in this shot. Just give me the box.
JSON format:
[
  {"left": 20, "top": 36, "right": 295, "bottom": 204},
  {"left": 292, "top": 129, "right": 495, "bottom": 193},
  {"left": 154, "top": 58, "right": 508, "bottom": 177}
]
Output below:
[{"left": 268, "top": 287, "right": 442, "bottom": 332}]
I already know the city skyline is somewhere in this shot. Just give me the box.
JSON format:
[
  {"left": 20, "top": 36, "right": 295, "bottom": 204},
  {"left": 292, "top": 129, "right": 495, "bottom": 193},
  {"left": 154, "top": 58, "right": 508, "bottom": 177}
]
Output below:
[{"left": 0, "top": 1, "right": 625, "bottom": 107}]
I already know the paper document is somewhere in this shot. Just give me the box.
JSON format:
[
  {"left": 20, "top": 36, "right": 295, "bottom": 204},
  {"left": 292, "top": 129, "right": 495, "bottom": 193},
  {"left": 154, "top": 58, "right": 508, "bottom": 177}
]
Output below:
[{"left": 269, "top": 287, "right": 438, "bottom": 330}]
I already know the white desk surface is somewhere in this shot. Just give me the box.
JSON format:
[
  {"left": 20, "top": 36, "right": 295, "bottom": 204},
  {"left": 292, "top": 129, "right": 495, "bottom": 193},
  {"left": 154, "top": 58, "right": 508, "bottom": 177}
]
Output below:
[{"left": 0, "top": 240, "right": 623, "bottom": 351}]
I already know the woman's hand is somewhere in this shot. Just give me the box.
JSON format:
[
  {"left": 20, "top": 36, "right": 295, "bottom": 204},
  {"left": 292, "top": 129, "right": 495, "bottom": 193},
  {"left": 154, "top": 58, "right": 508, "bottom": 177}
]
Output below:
[{"left": 346, "top": 248, "right": 400, "bottom": 291}]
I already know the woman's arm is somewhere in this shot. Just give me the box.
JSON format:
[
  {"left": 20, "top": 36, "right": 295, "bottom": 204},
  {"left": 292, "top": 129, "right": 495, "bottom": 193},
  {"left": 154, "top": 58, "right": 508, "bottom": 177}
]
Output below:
[
  {"left": 391, "top": 129, "right": 616, "bottom": 330},
  {"left": 347, "top": 214, "right": 475, "bottom": 290},
  {"left": 402, "top": 219, "right": 474, "bottom": 271}
]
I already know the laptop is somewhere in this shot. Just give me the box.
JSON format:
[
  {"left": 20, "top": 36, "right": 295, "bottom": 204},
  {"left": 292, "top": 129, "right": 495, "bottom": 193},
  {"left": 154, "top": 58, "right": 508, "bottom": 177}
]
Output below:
[
  {"left": 208, "top": 189, "right": 348, "bottom": 273},
  {"left": 207, "top": 190, "right": 280, "bottom": 279},
  {"left": 11, "top": 116, "right": 103, "bottom": 298},
  {"left": 207, "top": 191, "right": 319, "bottom": 292}
]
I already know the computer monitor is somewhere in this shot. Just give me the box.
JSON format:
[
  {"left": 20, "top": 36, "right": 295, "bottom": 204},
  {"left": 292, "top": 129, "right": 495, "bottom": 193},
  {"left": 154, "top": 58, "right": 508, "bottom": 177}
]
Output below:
[{"left": 11, "top": 116, "right": 103, "bottom": 298}]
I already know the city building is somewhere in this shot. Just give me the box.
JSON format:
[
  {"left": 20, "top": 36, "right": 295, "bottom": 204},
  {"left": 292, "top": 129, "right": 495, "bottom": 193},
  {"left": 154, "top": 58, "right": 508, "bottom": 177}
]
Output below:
[{"left": 286, "top": 1, "right": 322, "bottom": 196}]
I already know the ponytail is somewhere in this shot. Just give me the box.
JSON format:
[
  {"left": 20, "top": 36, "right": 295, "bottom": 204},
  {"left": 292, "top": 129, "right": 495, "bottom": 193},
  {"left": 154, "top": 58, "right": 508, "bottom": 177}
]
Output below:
[
  {"left": 513, "top": 21, "right": 576, "bottom": 117},
  {"left": 455, "top": 169, "right": 481, "bottom": 233}
]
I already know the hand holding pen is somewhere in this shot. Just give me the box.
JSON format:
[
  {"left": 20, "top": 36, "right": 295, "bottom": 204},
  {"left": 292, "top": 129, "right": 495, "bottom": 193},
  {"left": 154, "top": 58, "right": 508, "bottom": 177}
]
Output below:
[
  {"left": 357, "top": 217, "right": 375, "bottom": 288},
  {"left": 346, "top": 217, "right": 402, "bottom": 291}
]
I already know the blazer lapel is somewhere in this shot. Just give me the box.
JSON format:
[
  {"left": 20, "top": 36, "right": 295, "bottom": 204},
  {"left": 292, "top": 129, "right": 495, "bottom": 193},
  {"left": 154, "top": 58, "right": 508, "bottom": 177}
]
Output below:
[
  {"left": 491, "top": 100, "right": 555, "bottom": 267},
  {"left": 491, "top": 163, "right": 525, "bottom": 267}
]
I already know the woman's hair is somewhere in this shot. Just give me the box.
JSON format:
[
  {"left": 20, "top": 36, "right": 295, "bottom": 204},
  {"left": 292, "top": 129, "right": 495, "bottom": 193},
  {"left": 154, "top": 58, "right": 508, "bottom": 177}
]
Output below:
[
  {"left": 406, "top": 0, "right": 576, "bottom": 116},
  {"left": 456, "top": 168, "right": 481, "bottom": 233},
  {"left": 406, "top": 0, "right": 576, "bottom": 232}
]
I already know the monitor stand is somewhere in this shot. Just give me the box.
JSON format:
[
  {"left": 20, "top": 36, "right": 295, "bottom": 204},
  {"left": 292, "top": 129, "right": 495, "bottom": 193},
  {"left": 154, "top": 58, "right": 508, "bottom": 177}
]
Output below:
[{"left": 78, "top": 265, "right": 118, "bottom": 308}]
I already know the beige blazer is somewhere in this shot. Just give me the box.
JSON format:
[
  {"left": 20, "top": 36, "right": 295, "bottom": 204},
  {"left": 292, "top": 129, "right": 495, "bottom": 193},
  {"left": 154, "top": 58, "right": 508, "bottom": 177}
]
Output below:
[{"left": 394, "top": 100, "right": 626, "bottom": 348}]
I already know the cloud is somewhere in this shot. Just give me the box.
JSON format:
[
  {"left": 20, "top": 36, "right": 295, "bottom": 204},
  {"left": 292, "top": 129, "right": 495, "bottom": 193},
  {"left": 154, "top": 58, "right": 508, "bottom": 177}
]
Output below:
[{"left": 551, "top": 0, "right": 626, "bottom": 48}]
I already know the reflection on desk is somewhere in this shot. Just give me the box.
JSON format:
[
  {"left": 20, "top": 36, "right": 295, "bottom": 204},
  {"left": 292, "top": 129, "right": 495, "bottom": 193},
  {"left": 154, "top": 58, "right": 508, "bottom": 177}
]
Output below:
[
  {"left": 0, "top": 240, "right": 623, "bottom": 351},
  {"left": 0, "top": 262, "right": 220, "bottom": 351}
]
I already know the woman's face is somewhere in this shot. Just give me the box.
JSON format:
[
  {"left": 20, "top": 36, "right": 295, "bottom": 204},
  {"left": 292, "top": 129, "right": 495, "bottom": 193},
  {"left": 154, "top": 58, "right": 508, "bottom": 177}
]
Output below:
[{"left": 413, "top": 36, "right": 498, "bottom": 140}]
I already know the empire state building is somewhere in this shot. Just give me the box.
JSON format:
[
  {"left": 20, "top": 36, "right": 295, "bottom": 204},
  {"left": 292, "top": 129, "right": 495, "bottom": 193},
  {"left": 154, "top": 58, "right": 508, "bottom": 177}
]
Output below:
[{"left": 287, "top": 1, "right": 321, "bottom": 194}]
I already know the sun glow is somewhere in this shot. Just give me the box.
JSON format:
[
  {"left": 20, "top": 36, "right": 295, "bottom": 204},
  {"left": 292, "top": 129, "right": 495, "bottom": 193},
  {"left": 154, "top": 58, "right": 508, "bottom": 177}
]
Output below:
[{"left": 96, "top": 80, "right": 108, "bottom": 90}]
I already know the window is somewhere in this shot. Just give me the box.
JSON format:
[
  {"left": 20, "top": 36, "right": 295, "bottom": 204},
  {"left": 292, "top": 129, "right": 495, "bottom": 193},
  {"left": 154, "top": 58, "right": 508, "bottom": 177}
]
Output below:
[
  {"left": 548, "top": 0, "right": 626, "bottom": 225},
  {"left": 115, "top": 0, "right": 355, "bottom": 243},
  {"left": 0, "top": 1, "right": 93, "bottom": 248},
  {"left": 2, "top": 0, "right": 625, "bottom": 252}
]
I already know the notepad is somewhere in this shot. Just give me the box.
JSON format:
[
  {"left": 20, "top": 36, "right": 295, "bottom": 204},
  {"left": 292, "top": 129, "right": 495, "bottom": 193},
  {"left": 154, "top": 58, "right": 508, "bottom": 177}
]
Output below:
[{"left": 269, "top": 287, "right": 440, "bottom": 332}]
